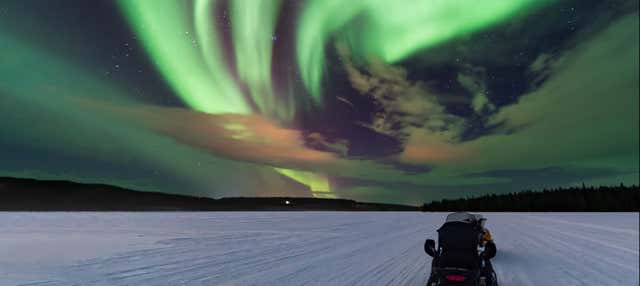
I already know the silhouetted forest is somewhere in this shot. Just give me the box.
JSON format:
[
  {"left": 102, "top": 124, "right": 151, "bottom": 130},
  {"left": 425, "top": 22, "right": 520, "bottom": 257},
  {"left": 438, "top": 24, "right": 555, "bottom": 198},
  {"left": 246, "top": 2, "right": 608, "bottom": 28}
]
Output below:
[
  {"left": 422, "top": 184, "right": 640, "bottom": 211},
  {"left": 0, "top": 177, "right": 418, "bottom": 211},
  {"left": 3, "top": 177, "right": 637, "bottom": 212}
]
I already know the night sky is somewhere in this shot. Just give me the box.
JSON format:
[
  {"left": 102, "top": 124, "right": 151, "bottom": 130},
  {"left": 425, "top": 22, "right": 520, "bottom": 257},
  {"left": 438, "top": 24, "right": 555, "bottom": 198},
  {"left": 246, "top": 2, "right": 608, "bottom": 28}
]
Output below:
[{"left": 1, "top": 0, "right": 638, "bottom": 204}]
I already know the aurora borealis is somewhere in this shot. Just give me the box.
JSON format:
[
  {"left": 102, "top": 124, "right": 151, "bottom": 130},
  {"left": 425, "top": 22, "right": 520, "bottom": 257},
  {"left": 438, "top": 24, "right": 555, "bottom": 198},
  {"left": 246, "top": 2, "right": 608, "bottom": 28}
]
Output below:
[{"left": 0, "top": 0, "right": 638, "bottom": 204}]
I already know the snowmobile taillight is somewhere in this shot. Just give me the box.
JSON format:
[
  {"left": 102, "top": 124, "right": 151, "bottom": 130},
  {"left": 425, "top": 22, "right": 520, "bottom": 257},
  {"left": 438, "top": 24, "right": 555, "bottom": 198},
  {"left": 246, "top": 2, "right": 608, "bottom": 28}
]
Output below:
[{"left": 445, "top": 274, "right": 467, "bottom": 282}]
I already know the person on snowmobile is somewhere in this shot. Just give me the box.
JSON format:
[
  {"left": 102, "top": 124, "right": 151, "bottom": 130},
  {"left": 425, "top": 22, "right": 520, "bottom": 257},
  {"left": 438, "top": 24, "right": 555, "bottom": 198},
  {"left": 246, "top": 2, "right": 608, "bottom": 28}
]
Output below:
[{"left": 424, "top": 212, "right": 498, "bottom": 286}]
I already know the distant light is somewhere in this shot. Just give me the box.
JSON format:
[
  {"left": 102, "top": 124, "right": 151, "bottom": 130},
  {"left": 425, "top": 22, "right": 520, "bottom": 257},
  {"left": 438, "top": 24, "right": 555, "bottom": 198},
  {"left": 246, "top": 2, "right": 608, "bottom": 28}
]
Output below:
[{"left": 285, "top": 200, "right": 291, "bottom": 205}]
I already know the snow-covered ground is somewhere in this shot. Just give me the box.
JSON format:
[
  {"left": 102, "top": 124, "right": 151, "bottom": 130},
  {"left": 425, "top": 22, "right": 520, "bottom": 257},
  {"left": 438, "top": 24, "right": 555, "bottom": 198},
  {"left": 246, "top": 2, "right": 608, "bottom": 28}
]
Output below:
[{"left": 0, "top": 212, "right": 637, "bottom": 286}]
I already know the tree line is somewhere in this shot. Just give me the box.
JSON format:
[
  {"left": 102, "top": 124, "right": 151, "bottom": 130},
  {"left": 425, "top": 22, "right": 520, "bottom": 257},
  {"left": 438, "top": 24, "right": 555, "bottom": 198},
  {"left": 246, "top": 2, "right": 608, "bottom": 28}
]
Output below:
[{"left": 421, "top": 184, "right": 640, "bottom": 212}]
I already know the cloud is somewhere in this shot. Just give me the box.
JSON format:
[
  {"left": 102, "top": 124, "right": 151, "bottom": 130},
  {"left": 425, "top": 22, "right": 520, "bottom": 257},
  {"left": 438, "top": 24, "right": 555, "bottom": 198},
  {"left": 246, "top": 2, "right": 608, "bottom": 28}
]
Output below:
[
  {"left": 79, "top": 100, "right": 407, "bottom": 180},
  {"left": 306, "top": 132, "right": 349, "bottom": 157},
  {"left": 335, "top": 21, "right": 640, "bottom": 182},
  {"left": 434, "top": 12, "right": 639, "bottom": 181},
  {"left": 529, "top": 53, "right": 554, "bottom": 74},
  {"left": 456, "top": 65, "right": 495, "bottom": 114},
  {"left": 398, "top": 128, "right": 472, "bottom": 164},
  {"left": 336, "top": 42, "right": 465, "bottom": 144},
  {"left": 1, "top": 95, "right": 315, "bottom": 199},
  {"left": 102, "top": 105, "right": 338, "bottom": 168},
  {"left": 341, "top": 12, "right": 640, "bottom": 193},
  {"left": 487, "top": 13, "right": 639, "bottom": 142}
]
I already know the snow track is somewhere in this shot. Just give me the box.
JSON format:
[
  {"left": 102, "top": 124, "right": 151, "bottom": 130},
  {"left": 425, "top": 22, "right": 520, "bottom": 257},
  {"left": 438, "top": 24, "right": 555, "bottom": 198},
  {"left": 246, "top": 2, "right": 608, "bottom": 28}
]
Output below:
[{"left": 0, "top": 212, "right": 637, "bottom": 285}]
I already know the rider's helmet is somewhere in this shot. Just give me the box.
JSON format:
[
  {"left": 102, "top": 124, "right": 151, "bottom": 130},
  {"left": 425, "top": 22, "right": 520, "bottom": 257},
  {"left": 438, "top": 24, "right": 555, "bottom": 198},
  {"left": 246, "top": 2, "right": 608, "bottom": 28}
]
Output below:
[{"left": 445, "top": 212, "right": 486, "bottom": 227}]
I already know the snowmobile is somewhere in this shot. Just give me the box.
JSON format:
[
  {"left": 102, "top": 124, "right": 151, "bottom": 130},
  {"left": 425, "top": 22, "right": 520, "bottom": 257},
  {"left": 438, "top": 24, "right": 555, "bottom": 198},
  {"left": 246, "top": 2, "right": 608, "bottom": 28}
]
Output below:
[{"left": 424, "top": 212, "right": 498, "bottom": 286}]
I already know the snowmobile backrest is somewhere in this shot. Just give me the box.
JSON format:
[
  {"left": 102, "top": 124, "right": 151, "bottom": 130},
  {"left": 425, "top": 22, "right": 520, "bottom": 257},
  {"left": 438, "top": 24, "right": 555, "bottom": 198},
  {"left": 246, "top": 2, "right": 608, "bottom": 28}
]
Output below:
[
  {"left": 436, "top": 222, "right": 482, "bottom": 269},
  {"left": 437, "top": 221, "right": 481, "bottom": 251}
]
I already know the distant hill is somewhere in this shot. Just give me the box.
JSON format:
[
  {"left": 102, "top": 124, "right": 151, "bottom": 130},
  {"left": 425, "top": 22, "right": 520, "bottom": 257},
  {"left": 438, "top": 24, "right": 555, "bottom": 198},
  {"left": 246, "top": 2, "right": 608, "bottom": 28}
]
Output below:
[
  {"left": 421, "top": 184, "right": 640, "bottom": 212},
  {"left": 0, "top": 177, "right": 418, "bottom": 211}
]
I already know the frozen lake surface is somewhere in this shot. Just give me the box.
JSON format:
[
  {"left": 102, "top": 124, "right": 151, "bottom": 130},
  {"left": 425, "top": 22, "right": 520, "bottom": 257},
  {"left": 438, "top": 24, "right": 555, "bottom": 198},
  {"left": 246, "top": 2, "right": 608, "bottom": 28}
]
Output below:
[{"left": 0, "top": 212, "right": 638, "bottom": 286}]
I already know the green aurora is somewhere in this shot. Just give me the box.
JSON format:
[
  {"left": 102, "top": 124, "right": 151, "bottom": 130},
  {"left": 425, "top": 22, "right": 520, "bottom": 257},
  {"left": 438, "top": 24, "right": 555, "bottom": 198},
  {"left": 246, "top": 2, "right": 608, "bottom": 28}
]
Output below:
[{"left": 0, "top": 0, "right": 638, "bottom": 204}]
